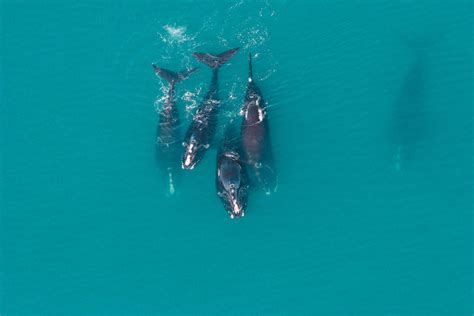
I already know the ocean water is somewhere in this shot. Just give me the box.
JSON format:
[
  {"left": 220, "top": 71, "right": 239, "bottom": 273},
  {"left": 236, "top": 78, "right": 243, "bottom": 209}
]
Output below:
[{"left": 1, "top": 0, "right": 473, "bottom": 314}]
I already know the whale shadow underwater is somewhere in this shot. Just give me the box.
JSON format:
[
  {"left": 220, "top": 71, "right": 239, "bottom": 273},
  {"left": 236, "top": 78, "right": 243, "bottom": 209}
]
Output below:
[{"left": 389, "top": 44, "right": 431, "bottom": 172}]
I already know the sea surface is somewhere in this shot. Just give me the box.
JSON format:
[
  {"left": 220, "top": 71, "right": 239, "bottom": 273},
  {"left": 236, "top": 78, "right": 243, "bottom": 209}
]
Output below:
[{"left": 1, "top": 0, "right": 473, "bottom": 314}]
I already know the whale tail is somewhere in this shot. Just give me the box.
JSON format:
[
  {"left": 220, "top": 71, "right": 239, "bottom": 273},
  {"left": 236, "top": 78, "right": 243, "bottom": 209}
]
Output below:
[
  {"left": 152, "top": 65, "right": 198, "bottom": 84},
  {"left": 193, "top": 47, "right": 240, "bottom": 70}
]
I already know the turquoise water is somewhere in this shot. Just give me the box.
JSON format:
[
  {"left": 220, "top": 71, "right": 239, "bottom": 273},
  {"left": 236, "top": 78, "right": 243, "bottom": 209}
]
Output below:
[{"left": 1, "top": 0, "right": 473, "bottom": 314}]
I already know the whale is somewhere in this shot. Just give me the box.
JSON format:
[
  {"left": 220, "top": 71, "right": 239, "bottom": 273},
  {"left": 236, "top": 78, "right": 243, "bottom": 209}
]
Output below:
[
  {"left": 153, "top": 65, "right": 197, "bottom": 195},
  {"left": 216, "top": 120, "right": 249, "bottom": 219},
  {"left": 389, "top": 47, "right": 427, "bottom": 171},
  {"left": 240, "top": 53, "right": 277, "bottom": 194},
  {"left": 181, "top": 47, "right": 240, "bottom": 170}
]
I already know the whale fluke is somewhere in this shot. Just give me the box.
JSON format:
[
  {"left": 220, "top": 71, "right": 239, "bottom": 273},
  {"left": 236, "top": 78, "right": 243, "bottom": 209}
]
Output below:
[
  {"left": 152, "top": 65, "right": 198, "bottom": 84},
  {"left": 193, "top": 47, "right": 240, "bottom": 69}
]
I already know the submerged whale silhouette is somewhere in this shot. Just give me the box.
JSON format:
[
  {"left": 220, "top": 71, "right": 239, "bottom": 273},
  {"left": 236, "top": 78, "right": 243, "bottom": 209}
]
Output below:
[{"left": 153, "top": 65, "right": 197, "bottom": 195}]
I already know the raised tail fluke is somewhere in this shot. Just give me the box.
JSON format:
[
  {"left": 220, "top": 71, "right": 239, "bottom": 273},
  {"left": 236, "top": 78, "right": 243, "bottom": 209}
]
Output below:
[
  {"left": 152, "top": 65, "right": 198, "bottom": 84},
  {"left": 193, "top": 47, "right": 240, "bottom": 69}
]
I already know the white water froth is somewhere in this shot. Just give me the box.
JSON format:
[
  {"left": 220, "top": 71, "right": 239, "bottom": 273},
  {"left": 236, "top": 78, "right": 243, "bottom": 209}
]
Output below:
[
  {"left": 153, "top": 1, "right": 280, "bottom": 127},
  {"left": 181, "top": 86, "right": 203, "bottom": 118},
  {"left": 159, "top": 25, "right": 195, "bottom": 45},
  {"left": 153, "top": 82, "right": 171, "bottom": 113},
  {"left": 168, "top": 171, "right": 175, "bottom": 196}
]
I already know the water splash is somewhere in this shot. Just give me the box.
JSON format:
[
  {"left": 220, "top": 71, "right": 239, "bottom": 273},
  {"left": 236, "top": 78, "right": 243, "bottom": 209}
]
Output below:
[
  {"left": 167, "top": 171, "right": 176, "bottom": 196},
  {"left": 153, "top": 1, "right": 281, "bottom": 121},
  {"left": 181, "top": 86, "right": 203, "bottom": 118},
  {"left": 226, "top": 82, "right": 239, "bottom": 102},
  {"left": 154, "top": 23, "right": 203, "bottom": 69},
  {"left": 153, "top": 82, "right": 171, "bottom": 112},
  {"left": 237, "top": 25, "right": 269, "bottom": 50},
  {"left": 158, "top": 24, "right": 195, "bottom": 45}
]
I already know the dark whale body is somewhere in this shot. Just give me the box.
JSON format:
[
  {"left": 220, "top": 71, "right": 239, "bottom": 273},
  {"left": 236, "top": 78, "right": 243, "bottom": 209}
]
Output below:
[
  {"left": 240, "top": 54, "right": 277, "bottom": 194},
  {"left": 181, "top": 47, "right": 240, "bottom": 170},
  {"left": 153, "top": 65, "right": 197, "bottom": 194},
  {"left": 216, "top": 121, "right": 249, "bottom": 219}
]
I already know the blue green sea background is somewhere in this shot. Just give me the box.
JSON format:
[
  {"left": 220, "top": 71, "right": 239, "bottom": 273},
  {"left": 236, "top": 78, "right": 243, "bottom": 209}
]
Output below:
[{"left": 1, "top": 0, "right": 473, "bottom": 314}]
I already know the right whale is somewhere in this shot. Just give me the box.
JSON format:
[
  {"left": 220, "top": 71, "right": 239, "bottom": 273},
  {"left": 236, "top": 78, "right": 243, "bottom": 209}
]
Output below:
[
  {"left": 153, "top": 65, "right": 197, "bottom": 195},
  {"left": 216, "top": 120, "right": 249, "bottom": 219},
  {"left": 240, "top": 53, "right": 277, "bottom": 194},
  {"left": 181, "top": 47, "right": 240, "bottom": 170}
]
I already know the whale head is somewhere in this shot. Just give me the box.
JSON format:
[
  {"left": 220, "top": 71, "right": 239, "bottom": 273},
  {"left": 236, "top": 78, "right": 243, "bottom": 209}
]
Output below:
[
  {"left": 242, "top": 96, "right": 265, "bottom": 126},
  {"left": 217, "top": 153, "right": 248, "bottom": 219},
  {"left": 181, "top": 134, "right": 207, "bottom": 170}
]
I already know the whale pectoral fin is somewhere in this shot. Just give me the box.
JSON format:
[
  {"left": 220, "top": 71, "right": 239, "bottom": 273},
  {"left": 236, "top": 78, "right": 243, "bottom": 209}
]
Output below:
[{"left": 203, "top": 143, "right": 210, "bottom": 149}]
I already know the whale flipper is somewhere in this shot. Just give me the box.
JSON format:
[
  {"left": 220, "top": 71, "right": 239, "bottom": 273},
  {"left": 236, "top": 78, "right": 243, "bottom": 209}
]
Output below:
[
  {"left": 152, "top": 65, "right": 198, "bottom": 84},
  {"left": 193, "top": 47, "right": 239, "bottom": 69}
]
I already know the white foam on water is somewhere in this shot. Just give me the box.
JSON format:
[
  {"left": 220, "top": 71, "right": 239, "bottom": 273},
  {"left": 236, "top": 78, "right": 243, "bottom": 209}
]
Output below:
[
  {"left": 168, "top": 172, "right": 175, "bottom": 195},
  {"left": 181, "top": 86, "right": 203, "bottom": 118},
  {"left": 159, "top": 25, "right": 194, "bottom": 45},
  {"left": 153, "top": 82, "right": 171, "bottom": 113}
]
